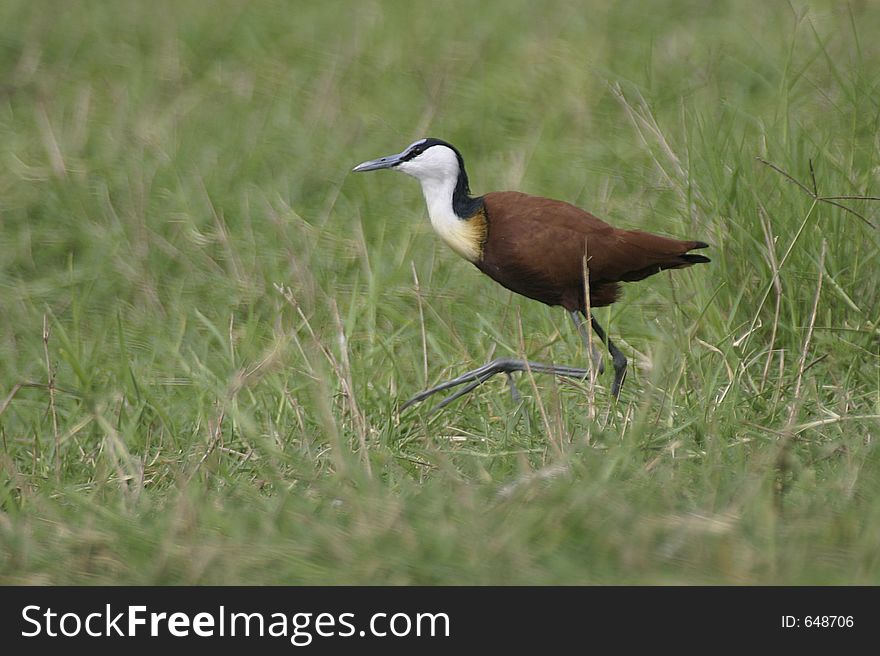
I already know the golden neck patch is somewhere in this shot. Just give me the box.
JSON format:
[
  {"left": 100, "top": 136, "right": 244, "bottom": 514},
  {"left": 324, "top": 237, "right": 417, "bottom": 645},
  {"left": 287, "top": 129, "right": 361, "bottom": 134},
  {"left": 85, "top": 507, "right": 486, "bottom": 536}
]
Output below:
[
  {"left": 430, "top": 206, "right": 487, "bottom": 263},
  {"left": 415, "top": 166, "right": 487, "bottom": 263}
]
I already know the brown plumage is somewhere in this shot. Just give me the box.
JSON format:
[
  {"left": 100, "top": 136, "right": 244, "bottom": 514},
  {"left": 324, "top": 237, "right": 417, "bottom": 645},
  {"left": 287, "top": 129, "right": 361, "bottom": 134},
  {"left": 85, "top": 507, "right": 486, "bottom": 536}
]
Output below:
[
  {"left": 476, "top": 191, "right": 710, "bottom": 312},
  {"left": 352, "top": 137, "right": 710, "bottom": 410}
]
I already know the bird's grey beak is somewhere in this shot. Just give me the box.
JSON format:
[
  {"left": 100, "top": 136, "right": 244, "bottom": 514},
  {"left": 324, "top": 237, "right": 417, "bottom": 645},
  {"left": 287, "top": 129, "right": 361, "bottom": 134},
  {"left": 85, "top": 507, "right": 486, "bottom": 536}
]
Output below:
[{"left": 352, "top": 150, "right": 406, "bottom": 173}]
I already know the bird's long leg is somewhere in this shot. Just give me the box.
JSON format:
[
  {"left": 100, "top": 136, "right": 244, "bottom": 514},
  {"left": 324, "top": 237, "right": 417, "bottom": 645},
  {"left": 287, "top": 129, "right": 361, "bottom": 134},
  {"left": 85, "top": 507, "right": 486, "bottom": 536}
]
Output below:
[
  {"left": 569, "top": 310, "right": 605, "bottom": 375},
  {"left": 401, "top": 357, "right": 590, "bottom": 414},
  {"left": 587, "top": 313, "right": 628, "bottom": 398}
]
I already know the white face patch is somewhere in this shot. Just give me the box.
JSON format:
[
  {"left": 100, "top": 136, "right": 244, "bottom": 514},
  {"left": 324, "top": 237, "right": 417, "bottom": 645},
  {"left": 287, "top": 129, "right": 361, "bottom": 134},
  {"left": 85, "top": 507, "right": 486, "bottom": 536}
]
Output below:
[
  {"left": 396, "top": 144, "right": 459, "bottom": 183},
  {"left": 395, "top": 145, "right": 481, "bottom": 262}
]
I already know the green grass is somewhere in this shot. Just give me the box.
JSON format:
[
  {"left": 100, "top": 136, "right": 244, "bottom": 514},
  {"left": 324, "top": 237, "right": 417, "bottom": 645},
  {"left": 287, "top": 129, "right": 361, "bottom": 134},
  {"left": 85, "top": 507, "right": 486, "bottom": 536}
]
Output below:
[{"left": 1, "top": 0, "right": 879, "bottom": 584}]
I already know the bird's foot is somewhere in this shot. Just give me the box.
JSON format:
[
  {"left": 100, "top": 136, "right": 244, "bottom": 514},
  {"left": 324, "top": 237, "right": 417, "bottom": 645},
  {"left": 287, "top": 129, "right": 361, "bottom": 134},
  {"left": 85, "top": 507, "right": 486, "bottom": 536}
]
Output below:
[
  {"left": 401, "top": 358, "right": 590, "bottom": 415},
  {"left": 506, "top": 372, "right": 522, "bottom": 404}
]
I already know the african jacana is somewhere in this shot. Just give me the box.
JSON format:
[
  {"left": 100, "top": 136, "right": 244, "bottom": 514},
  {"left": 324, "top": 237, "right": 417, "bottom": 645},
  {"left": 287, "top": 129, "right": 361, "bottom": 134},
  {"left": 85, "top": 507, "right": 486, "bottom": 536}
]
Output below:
[{"left": 353, "top": 138, "right": 710, "bottom": 411}]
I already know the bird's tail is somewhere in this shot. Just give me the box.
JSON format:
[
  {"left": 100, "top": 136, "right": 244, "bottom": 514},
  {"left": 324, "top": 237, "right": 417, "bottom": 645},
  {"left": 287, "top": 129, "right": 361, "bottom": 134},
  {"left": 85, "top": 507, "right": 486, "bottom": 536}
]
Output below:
[
  {"left": 618, "top": 235, "right": 711, "bottom": 282},
  {"left": 677, "top": 240, "right": 711, "bottom": 266}
]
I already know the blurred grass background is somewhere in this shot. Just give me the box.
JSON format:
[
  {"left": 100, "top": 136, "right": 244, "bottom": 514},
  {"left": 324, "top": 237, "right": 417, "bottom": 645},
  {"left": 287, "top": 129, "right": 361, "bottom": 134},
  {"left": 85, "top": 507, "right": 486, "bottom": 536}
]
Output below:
[{"left": 1, "top": 0, "right": 878, "bottom": 583}]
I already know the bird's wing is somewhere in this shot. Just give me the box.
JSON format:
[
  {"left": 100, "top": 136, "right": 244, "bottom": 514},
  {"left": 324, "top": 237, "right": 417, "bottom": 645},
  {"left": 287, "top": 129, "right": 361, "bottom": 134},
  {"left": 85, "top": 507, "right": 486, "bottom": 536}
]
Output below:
[{"left": 482, "top": 191, "right": 706, "bottom": 285}]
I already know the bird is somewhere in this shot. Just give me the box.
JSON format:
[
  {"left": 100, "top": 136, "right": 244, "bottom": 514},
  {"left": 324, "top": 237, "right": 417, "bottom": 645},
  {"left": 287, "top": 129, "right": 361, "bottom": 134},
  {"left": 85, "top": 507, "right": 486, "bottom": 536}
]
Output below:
[{"left": 352, "top": 138, "right": 710, "bottom": 412}]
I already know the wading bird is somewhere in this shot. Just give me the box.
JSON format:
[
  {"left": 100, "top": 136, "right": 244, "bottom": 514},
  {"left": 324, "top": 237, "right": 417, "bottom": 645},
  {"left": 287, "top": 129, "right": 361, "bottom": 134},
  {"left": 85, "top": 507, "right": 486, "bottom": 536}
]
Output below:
[{"left": 353, "top": 138, "right": 709, "bottom": 412}]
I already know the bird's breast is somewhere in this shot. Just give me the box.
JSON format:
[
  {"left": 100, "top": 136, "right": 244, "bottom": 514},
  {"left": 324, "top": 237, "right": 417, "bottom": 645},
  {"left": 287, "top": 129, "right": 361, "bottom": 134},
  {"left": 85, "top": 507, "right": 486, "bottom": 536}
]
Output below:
[{"left": 428, "top": 206, "right": 488, "bottom": 263}]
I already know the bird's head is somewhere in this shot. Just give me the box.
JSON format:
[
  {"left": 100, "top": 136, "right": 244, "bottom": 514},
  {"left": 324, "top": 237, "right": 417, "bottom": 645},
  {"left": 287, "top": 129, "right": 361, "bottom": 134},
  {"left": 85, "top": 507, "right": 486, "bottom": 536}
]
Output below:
[{"left": 352, "top": 138, "right": 470, "bottom": 193}]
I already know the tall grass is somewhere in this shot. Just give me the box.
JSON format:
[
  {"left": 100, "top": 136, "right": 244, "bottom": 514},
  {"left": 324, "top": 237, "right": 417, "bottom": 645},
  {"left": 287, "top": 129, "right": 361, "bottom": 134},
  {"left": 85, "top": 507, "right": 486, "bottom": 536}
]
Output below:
[{"left": 1, "top": 0, "right": 878, "bottom": 584}]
